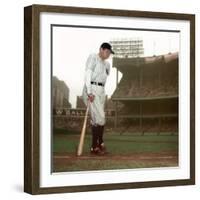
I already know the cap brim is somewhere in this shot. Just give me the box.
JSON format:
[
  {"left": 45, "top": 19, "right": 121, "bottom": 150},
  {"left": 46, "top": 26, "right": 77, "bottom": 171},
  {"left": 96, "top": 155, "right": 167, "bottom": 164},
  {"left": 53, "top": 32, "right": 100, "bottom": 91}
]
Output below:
[{"left": 111, "top": 50, "right": 115, "bottom": 54}]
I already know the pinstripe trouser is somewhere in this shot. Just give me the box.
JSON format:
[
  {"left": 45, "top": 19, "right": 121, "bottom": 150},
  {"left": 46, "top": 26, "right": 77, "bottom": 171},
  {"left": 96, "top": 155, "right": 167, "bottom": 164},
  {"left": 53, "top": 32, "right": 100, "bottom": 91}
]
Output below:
[{"left": 82, "top": 84, "right": 106, "bottom": 126}]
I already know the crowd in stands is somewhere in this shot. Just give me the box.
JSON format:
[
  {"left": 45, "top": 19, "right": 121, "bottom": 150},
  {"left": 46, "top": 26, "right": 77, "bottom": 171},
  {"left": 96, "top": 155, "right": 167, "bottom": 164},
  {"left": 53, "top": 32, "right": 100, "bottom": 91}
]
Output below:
[
  {"left": 112, "top": 72, "right": 178, "bottom": 98},
  {"left": 53, "top": 113, "right": 178, "bottom": 133},
  {"left": 115, "top": 118, "right": 178, "bottom": 133}
]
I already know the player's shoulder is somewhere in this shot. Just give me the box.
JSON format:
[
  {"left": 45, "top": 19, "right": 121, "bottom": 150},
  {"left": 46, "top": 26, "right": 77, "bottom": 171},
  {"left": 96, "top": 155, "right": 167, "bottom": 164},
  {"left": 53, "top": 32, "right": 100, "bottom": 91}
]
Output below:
[
  {"left": 88, "top": 53, "right": 98, "bottom": 59},
  {"left": 105, "top": 60, "right": 110, "bottom": 68},
  {"left": 86, "top": 53, "right": 97, "bottom": 64}
]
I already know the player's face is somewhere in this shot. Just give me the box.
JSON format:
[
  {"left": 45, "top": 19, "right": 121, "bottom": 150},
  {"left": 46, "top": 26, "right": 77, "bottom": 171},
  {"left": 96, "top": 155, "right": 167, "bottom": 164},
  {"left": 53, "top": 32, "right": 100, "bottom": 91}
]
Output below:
[{"left": 99, "top": 48, "right": 111, "bottom": 60}]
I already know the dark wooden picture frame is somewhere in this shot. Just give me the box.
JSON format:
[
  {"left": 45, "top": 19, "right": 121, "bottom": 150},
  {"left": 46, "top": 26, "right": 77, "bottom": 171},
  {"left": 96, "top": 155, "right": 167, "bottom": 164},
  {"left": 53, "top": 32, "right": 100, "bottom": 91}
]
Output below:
[{"left": 24, "top": 4, "right": 195, "bottom": 195}]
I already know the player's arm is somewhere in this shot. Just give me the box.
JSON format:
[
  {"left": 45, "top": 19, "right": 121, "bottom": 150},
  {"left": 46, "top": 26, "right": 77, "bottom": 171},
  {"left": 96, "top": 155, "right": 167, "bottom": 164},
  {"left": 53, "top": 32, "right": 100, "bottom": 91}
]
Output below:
[
  {"left": 84, "top": 54, "right": 95, "bottom": 102},
  {"left": 106, "top": 62, "right": 110, "bottom": 76}
]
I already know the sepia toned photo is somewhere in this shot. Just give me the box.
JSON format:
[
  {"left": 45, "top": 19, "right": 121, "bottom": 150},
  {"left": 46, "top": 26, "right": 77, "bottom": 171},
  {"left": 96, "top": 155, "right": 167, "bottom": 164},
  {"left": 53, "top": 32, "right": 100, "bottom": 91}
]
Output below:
[{"left": 52, "top": 25, "right": 179, "bottom": 172}]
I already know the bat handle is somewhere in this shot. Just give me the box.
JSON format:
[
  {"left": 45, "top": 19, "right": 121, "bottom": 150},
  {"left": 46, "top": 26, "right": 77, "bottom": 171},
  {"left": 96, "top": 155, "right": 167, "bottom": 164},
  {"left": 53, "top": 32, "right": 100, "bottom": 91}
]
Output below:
[{"left": 77, "top": 101, "right": 90, "bottom": 156}]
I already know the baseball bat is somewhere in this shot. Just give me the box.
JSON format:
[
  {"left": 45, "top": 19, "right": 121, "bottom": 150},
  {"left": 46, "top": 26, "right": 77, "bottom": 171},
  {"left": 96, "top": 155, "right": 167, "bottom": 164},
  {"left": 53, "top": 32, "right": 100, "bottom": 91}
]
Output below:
[{"left": 77, "top": 101, "right": 90, "bottom": 156}]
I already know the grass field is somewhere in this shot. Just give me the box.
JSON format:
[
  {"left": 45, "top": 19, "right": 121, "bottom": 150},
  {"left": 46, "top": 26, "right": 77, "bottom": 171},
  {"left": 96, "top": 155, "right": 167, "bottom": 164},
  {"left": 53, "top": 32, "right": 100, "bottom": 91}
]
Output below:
[{"left": 53, "top": 132, "right": 178, "bottom": 172}]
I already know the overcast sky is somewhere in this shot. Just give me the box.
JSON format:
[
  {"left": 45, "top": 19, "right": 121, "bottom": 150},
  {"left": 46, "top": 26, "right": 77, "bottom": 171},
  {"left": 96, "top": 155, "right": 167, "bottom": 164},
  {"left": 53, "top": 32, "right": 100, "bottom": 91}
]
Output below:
[{"left": 52, "top": 26, "right": 179, "bottom": 108}]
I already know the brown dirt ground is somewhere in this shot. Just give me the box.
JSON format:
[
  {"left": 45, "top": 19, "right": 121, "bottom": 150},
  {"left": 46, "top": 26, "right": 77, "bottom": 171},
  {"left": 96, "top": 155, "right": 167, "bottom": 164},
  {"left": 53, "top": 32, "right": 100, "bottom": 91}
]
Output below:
[{"left": 53, "top": 151, "right": 178, "bottom": 162}]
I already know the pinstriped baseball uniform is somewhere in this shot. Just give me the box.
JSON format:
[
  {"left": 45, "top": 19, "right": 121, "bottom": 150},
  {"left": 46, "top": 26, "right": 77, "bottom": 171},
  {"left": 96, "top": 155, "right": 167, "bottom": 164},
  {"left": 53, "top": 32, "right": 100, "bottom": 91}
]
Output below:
[{"left": 82, "top": 53, "right": 110, "bottom": 126}]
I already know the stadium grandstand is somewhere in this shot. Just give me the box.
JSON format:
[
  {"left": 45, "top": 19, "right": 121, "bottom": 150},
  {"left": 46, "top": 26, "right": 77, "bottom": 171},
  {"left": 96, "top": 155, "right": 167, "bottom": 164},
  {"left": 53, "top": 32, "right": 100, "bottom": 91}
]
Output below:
[{"left": 111, "top": 52, "right": 178, "bottom": 134}]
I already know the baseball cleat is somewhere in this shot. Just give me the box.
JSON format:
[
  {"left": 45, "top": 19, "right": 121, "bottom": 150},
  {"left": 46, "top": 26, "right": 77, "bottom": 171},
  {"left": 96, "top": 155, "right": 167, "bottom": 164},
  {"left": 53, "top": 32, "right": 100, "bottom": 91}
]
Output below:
[
  {"left": 90, "top": 147, "right": 101, "bottom": 155},
  {"left": 98, "top": 143, "right": 109, "bottom": 155}
]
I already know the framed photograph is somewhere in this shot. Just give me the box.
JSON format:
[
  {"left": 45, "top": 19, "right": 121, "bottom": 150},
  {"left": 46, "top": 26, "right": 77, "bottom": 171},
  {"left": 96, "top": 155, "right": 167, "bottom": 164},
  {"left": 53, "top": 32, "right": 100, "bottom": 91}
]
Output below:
[{"left": 24, "top": 4, "right": 195, "bottom": 194}]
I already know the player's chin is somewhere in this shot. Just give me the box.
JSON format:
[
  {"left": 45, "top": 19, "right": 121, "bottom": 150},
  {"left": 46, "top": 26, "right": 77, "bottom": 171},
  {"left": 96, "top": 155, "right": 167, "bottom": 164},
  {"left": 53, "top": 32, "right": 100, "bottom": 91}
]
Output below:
[{"left": 105, "top": 55, "right": 110, "bottom": 59}]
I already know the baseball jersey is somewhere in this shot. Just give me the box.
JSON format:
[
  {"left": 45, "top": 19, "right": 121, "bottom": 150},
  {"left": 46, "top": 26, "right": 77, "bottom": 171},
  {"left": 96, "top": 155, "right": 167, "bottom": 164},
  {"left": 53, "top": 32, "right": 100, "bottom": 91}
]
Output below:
[
  {"left": 82, "top": 53, "right": 111, "bottom": 126},
  {"left": 84, "top": 53, "right": 110, "bottom": 95}
]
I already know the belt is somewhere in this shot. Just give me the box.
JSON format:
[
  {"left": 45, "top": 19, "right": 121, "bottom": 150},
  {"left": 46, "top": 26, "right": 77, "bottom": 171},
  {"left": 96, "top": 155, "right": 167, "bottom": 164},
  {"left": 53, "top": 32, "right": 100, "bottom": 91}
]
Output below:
[{"left": 91, "top": 81, "right": 104, "bottom": 86}]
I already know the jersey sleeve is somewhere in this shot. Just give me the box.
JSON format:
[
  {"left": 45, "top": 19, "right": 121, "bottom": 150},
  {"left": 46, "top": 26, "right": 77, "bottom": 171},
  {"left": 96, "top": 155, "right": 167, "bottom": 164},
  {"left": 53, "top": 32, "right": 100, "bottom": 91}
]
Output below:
[
  {"left": 84, "top": 54, "right": 96, "bottom": 95},
  {"left": 85, "top": 54, "right": 96, "bottom": 71}
]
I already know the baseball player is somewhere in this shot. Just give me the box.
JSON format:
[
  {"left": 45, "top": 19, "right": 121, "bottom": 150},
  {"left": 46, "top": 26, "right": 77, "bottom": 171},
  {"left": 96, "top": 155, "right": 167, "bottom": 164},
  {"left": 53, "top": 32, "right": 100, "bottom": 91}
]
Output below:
[{"left": 82, "top": 42, "right": 114, "bottom": 155}]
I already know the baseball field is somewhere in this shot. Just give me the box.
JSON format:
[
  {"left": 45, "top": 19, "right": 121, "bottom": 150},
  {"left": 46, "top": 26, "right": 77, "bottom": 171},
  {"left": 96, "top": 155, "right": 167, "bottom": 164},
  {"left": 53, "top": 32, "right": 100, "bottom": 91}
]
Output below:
[{"left": 53, "top": 129, "right": 178, "bottom": 172}]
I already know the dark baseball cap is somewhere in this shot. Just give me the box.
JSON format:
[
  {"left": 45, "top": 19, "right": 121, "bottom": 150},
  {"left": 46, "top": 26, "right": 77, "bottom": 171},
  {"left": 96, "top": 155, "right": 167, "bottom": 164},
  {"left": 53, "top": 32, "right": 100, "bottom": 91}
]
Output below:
[{"left": 100, "top": 42, "right": 115, "bottom": 54}]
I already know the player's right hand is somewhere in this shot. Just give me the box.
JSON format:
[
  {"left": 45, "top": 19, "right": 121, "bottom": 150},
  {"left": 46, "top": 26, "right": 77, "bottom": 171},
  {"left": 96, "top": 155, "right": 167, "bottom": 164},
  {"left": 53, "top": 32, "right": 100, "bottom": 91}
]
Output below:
[{"left": 88, "top": 94, "right": 95, "bottom": 102}]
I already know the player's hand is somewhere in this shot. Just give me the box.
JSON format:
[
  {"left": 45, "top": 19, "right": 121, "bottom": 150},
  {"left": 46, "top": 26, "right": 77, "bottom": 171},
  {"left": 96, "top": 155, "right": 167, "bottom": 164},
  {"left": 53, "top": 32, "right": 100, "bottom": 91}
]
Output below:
[{"left": 88, "top": 94, "right": 95, "bottom": 102}]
